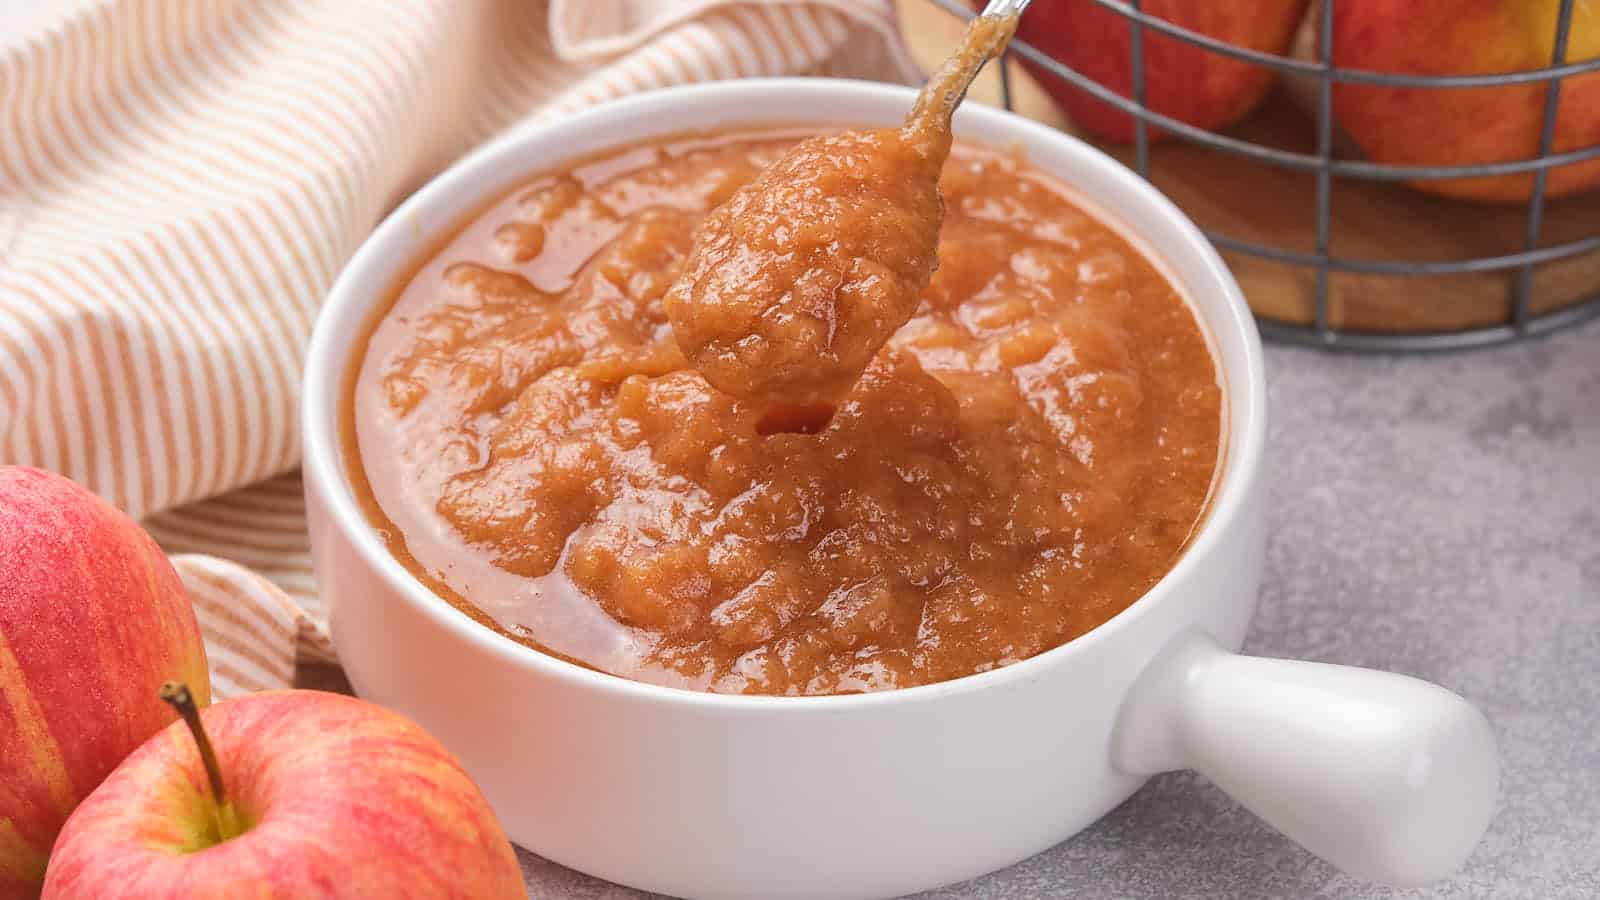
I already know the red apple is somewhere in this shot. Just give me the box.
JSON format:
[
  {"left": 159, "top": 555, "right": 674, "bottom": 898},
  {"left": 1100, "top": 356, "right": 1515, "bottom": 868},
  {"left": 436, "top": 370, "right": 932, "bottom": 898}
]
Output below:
[
  {"left": 995, "top": 0, "right": 1310, "bottom": 143},
  {"left": 0, "top": 466, "right": 210, "bottom": 899},
  {"left": 1331, "top": 0, "right": 1600, "bottom": 202},
  {"left": 41, "top": 688, "right": 526, "bottom": 900}
]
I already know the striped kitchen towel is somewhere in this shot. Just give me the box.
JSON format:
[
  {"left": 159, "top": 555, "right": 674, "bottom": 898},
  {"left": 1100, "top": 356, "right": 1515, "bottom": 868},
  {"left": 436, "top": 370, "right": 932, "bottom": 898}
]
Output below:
[{"left": 1, "top": 0, "right": 919, "bottom": 700}]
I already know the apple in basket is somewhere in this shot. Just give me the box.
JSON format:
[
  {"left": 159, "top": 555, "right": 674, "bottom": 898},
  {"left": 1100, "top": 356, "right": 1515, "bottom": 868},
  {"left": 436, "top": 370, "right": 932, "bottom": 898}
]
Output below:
[
  {"left": 1329, "top": 0, "right": 1600, "bottom": 202},
  {"left": 0, "top": 465, "right": 211, "bottom": 900},
  {"left": 990, "top": 0, "right": 1310, "bottom": 142},
  {"left": 41, "top": 687, "right": 527, "bottom": 900}
]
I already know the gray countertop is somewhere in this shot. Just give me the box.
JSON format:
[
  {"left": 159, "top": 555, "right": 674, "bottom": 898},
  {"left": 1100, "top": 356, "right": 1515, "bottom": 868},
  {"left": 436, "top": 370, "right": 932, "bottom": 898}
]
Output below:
[{"left": 516, "top": 318, "right": 1600, "bottom": 899}]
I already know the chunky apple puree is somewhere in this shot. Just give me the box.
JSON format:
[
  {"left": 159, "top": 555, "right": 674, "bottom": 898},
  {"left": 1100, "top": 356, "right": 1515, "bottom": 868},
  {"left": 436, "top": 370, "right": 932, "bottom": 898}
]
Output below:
[
  {"left": 664, "top": 14, "right": 1013, "bottom": 407},
  {"left": 663, "top": 127, "right": 944, "bottom": 406},
  {"left": 351, "top": 128, "right": 1221, "bottom": 695}
]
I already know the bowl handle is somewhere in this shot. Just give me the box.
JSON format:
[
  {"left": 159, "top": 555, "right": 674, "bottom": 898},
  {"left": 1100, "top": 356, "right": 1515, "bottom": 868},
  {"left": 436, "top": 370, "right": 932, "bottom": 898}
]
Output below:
[{"left": 1111, "top": 630, "right": 1499, "bottom": 887}]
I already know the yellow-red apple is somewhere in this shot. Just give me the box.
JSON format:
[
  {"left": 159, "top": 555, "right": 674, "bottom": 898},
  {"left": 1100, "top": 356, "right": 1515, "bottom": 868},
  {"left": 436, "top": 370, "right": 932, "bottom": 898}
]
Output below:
[
  {"left": 993, "top": 0, "right": 1310, "bottom": 143},
  {"left": 41, "top": 689, "right": 526, "bottom": 900},
  {"left": 0, "top": 466, "right": 210, "bottom": 899},
  {"left": 1331, "top": 0, "right": 1600, "bottom": 202}
]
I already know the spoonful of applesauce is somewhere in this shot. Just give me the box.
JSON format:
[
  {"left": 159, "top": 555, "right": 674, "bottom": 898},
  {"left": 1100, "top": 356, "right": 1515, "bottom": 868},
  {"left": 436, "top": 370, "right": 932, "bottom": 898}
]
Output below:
[{"left": 665, "top": 0, "right": 1027, "bottom": 414}]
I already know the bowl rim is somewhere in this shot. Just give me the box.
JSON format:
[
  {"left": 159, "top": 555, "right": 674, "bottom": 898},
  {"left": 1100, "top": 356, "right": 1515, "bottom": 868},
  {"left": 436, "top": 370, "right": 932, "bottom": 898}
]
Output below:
[{"left": 301, "top": 76, "right": 1268, "bottom": 712}]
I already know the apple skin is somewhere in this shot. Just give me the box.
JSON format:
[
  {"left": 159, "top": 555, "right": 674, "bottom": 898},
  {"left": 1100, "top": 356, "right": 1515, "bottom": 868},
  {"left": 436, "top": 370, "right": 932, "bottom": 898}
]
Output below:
[
  {"left": 995, "top": 0, "right": 1310, "bottom": 143},
  {"left": 40, "top": 690, "right": 526, "bottom": 900},
  {"left": 1331, "top": 0, "right": 1600, "bottom": 202},
  {"left": 0, "top": 466, "right": 210, "bottom": 900}
]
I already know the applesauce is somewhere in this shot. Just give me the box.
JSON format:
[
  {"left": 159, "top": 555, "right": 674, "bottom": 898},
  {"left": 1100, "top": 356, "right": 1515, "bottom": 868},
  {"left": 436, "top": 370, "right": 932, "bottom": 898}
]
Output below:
[
  {"left": 349, "top": 128, "right": 1222, "bottom": 695},
  {"left": 663, "top": 126, "right": 945, "bottom": 406},
  {"left": 663, "top": 15, "right": 1015, "bottom": 407}
]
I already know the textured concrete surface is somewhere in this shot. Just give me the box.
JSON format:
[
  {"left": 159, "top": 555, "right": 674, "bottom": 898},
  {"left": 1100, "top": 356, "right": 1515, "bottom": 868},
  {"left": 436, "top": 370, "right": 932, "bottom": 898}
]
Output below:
[{"left": 517, "top": 318, "right": 1600, "bottom": 899}]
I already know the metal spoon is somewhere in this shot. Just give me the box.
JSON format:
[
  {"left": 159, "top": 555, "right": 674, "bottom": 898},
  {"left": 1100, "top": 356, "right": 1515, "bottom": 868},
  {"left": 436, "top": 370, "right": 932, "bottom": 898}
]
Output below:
[{"left": 904, "top": 0, "right": 1033, "bottom": 138}]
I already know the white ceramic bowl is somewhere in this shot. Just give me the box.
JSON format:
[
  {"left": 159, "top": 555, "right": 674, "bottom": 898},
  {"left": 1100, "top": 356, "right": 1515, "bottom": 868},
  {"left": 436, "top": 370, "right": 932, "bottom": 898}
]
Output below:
[{"left": 303, "top": 79, "right": 1498, "bottom": 900}]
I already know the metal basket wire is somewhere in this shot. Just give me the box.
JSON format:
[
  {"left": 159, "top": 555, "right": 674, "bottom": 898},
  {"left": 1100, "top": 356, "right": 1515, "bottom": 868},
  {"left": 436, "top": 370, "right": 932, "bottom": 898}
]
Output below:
[{"left": 922, "top": 0, "right": 1600, "bottom": 351}]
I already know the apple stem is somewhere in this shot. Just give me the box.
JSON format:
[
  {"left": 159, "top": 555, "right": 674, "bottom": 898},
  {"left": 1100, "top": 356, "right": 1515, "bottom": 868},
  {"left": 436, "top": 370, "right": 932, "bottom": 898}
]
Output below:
[{"left": 159, "top": 681, "right": 243, "bottom": 842}]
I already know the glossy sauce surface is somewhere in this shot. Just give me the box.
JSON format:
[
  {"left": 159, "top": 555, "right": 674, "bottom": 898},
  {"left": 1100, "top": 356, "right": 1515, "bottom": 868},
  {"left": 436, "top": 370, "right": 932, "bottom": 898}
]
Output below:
[
  {"left": 664, "top": 13, "right": 1014, "bottom": 408},
  {"left": 352, "top": 129, "right": 1221, "bottom": 695},
  {"left": 663, "top": 127, "right": 944, "bottom": 406}
]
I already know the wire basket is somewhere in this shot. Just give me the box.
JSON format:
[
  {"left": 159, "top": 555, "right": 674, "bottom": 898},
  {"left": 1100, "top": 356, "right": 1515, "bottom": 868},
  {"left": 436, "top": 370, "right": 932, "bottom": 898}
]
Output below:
[{"left": 920, "top": 0, "right": 1600, "bottom": 351}]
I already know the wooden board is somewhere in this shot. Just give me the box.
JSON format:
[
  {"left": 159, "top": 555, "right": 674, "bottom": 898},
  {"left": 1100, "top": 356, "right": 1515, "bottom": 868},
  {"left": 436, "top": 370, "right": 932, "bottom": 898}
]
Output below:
[{"left": 895, "top": 0, "right": 1600, "bottom": 334}]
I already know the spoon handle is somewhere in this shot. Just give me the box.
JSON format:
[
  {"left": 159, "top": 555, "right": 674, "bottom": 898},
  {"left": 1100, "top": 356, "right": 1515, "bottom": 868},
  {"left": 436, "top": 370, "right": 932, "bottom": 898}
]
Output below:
[
  {"left": 904, "top": 0, "right": 1029, "bottom": 137},
  {"left": 979, "top": 0, "right": 1032, "bottom": 16}
]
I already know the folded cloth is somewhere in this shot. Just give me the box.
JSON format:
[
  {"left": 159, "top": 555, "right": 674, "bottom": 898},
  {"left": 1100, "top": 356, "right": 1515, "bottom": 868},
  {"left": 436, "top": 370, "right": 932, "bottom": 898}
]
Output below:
[{"left": 1, "top": 0, "right": 919, "bottom": 699}]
